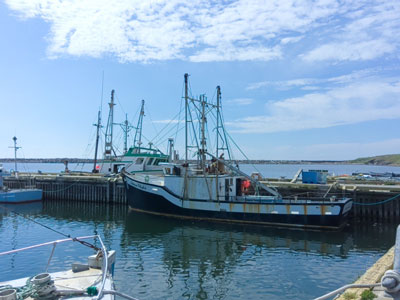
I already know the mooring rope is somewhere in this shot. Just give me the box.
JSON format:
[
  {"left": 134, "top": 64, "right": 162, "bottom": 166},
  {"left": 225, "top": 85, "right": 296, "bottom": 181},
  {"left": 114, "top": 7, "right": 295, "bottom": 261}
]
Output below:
[
  {"left": 41, "top": 179, "right": 83, "bottom": 193},
  {"left": 352, "top": 193, "right": 400, "bottom": 206}
]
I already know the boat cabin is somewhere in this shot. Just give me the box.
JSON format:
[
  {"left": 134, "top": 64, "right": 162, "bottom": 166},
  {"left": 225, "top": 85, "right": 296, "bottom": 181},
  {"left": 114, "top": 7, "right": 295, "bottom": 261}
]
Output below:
[
  {"left": 160, "top": 163, "right": 253, "bottom": 201},
  {"left": 100, "top": 146, "right": 169, "bottom": 174}
]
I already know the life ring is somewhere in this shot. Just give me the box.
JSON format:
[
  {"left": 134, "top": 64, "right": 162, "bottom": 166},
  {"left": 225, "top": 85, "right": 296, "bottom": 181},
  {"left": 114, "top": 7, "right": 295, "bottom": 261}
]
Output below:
[{"left": 145, "top": 175, "right": 150, "bottom": 183}]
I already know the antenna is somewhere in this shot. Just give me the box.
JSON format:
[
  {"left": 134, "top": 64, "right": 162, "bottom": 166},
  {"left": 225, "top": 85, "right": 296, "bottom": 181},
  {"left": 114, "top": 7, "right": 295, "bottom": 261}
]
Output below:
[
  {"left": 92, "top": 110, "right": 102, "bottom": 172},
  {"left": 115, "top": 113, "right": 134, "bottom": 154},
  {"left": 200, "top": 94, "right": 207, "bottom": 169},
  {"left": 133, "top": 100, "right": 145, "bottom": 153},
  {"left": 104, "top": 90, "right": 115, "bottom": 160},
  {"left": 8, "top": 136, "right": 21, "bottom": 172},
  {"left": 184, "top": 73, "right": 188, "bottom": 163}
]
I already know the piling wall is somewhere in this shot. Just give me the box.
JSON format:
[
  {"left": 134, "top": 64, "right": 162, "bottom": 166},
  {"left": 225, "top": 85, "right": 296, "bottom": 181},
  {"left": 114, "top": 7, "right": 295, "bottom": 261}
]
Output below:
[
  {"left": 4, "top": 174, "right": 400, "bottom": 221},
  {"left": 4, "top": 174, "right": 126, "bottom": 204}
]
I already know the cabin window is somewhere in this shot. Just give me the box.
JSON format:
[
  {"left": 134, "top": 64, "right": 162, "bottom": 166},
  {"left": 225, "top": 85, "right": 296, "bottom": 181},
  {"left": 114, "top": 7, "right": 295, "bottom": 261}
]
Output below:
[
  {"left": 147, "top": 158, "right": 154, "bottom": 165},
  {"left": 229, "top": 178, "right": 233, "bottom": 185},
  {"left": 135, "top": 158, "right": 144, "bottom": 164}
]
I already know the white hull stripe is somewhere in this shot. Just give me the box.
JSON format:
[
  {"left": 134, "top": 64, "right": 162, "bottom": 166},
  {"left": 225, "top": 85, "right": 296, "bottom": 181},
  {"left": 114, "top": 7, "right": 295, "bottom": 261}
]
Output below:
[{"left": 126, "top": 176, "right": 344, "bottom": 216}]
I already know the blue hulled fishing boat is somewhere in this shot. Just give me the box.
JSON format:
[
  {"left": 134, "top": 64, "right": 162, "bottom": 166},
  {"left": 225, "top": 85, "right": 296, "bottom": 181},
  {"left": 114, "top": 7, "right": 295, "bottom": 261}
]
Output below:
[{"left": 122, "top": 74, "right": 352, "bottom": 230}]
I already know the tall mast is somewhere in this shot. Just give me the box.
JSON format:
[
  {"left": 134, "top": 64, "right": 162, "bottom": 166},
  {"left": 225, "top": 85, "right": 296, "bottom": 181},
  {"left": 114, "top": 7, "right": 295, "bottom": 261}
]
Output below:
[
  {"left": 123, "top": 114, "right": 129, "bottom": 154},
  {"left": 114, "top": 113, "right": 134, "bottom": 154},
  {"left": 92, "top": 110, "right": 102, "bottom": 172},
  {"left": 215, "top": 86, "right": 232, "bottom": 161},
  {"left": 9, "top": 136, "right": 21, "bottom": 172},
  {"left": 200, "top": 94, "right": 207, "bottom": 169},
  {"left": 184, "top": 73, "right": 189, "bottom": 164},
  {"left": 133, "top": 99, "right": 145, "bottom": 152},
  {"left": 104, "top": 90, "right": 115, "bottom": 160},
  {"left": 216, "top": 86, "right": 221, "bottom": 160}
]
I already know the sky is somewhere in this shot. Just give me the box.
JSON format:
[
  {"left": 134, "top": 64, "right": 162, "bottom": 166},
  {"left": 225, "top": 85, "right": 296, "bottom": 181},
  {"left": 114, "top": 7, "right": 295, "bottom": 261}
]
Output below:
[{"left": 1, "top": 0, "right": 400, "bottom": 160}]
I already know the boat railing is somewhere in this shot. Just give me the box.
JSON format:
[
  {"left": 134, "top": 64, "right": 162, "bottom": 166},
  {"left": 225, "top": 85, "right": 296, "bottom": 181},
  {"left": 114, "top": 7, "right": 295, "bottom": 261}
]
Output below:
[
  {"left": 234, "top": 193, "right": 348, "bottom": 204},
  {"left": 0, "top": 235, "right": 110, "bottom": 299}
]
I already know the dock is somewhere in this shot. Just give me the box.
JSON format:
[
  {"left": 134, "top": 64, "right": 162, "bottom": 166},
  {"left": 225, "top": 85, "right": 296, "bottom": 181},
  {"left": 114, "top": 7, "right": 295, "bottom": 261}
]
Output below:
[
  {"left": 3, "top": 173, "right": 400, "bottom": 222},
  {"left": 267, "top": 180, "right": 400, "bottom": 221},
  {"left": 4, "top": 173, "right": 126, "bottom": 204}
]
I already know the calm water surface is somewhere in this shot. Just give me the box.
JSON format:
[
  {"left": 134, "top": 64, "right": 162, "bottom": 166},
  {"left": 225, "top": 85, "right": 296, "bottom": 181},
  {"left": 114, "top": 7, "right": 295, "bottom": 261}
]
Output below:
[{"left": 0, "top": 201, "right": 397, "bottom": 300}]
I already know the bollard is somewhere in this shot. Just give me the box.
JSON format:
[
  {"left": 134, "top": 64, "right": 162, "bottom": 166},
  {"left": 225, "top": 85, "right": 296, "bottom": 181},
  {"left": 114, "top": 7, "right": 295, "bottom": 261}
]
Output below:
[{"left": 382, "top": 224, "right": 400, "bottom": 298}]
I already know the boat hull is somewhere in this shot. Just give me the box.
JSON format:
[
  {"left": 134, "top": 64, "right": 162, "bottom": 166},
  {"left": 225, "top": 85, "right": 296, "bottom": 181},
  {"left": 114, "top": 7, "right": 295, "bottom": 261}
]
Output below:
[
  {"left": 0, "top": 189, "right": 42, "bottom": 203},
  {"left": 124, "top": 175, "right": 352, "bottom": 230}
]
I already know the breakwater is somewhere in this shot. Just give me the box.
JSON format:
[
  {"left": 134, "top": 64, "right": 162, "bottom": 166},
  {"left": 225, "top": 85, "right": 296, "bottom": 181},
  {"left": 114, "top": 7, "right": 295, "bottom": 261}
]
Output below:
[{"left": 4, "top": 173, "right": 400, "bottom": 222}]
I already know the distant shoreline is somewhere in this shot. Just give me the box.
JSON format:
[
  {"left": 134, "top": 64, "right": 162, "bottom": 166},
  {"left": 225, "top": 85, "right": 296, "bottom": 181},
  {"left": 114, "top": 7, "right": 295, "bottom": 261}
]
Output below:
[{"left": 1, "top": 158, "right": 399, "bottom": 166}]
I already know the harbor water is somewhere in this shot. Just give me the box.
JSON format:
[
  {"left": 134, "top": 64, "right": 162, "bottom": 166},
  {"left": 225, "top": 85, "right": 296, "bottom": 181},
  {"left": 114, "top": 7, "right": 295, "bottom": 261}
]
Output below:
[{"left": 0, "top": 201, "right": 397, "bottom": 300}]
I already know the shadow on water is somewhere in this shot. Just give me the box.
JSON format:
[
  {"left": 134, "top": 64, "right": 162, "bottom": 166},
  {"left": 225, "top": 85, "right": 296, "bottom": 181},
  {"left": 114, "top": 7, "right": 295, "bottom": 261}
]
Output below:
[
  {"left": 122, "top": 211, "right": 354, "bottom": 256},
  {"left": 122, "top": 211, "right": 397, "bottom": 256},
  {"left": 119, "top": 211, "right": 397, "bottom": 300},
  {"left": 1, "top": 201, "right": 396, "bottom": 257}
]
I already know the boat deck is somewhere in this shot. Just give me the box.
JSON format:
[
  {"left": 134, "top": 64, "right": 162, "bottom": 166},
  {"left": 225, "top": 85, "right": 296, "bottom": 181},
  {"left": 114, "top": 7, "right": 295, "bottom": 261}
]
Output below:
[{"left": 0, "top": 268, "right": 114, "bottom": 300}]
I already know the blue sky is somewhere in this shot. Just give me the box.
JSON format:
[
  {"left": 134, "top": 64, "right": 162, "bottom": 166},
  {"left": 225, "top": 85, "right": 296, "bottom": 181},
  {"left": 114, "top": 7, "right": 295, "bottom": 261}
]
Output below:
[{"left": 1, "top": 0, "right": 400, "bottom": 160}]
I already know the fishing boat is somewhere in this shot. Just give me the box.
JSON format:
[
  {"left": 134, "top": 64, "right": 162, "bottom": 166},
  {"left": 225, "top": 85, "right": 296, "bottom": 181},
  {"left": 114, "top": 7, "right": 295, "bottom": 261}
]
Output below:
[
  {"left": 122, "top": 74, "right": 353, "bottom": 230},
  {"left": 93, "top": 93, "right": 170, "bottom": 175},
  {"left": 0, "top": 235, "right": 117, "bottom": 300},
  {"left": 0, "top": 168, "right": 42, "bottom": 203},
  {"left": 100, "top": 145, "right": 169, "bottom": 175}
]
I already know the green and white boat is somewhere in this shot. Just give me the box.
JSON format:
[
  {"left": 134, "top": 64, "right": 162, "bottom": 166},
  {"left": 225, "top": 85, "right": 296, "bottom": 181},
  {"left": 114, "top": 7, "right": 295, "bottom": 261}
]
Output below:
[
  {"left": 99, "top": 146, "right": 169, "bottom": 174},
  {"left": 94, "top": 92, "right": 172, "bottom": 175}
]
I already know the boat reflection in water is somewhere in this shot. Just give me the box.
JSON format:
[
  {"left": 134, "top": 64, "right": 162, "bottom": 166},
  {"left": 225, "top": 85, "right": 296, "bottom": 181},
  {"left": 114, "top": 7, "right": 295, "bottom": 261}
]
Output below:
[
  {"left": 120, "top": 211, "right": 395, "bottom": 300},
  {"left": 4, "top": 201, "right": 393, "bottom": 300},
  {"left": 123, "top": 211, "right": 355, "bottom": 257}
]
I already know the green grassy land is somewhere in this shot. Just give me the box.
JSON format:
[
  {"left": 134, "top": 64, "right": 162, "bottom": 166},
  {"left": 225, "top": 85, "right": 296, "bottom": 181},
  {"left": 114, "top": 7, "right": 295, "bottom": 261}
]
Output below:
[{"left": 350, "top": 154, "right": 400, "bottom": 166}]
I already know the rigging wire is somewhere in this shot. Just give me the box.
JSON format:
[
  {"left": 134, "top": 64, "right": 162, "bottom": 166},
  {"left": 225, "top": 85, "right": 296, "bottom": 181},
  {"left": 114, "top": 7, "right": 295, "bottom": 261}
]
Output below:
[
  {"left": 152, "top": 118, "right": 184, "bottom": 148},
  {"left": 150, "top": 108, "right": 184, "bottom": 145},
  {"left": 100, "top": 71, "right": 104, "bottom": 115},
  {"left": 174, "top": 94, "right": 184, "bottom": 148},
  {"left": 114, "top": 92, "right": 126, "bottom": 116},
  {"left": 144, "top": 104, "right": 161, "bottom": 141},
  {"left": 0, "top": 205, "right": 100, "bottom": 251}
]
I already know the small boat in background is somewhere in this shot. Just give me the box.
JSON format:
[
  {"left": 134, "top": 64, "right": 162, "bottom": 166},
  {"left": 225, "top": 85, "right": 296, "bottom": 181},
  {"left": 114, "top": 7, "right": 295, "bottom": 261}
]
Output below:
[
  {"left": 0, "top": 164, "right": 42, "bottom": 203},
  {"left": 92, "top": 93, "right": 170, "bottom": 175}
]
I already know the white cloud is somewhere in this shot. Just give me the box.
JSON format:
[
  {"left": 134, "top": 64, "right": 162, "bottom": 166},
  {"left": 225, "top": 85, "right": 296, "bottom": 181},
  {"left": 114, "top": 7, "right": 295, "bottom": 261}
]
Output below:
[
  {"left": 247, "top": 78, "right": 319, "bottom": 90},
  {"left": 153, "top": 119, "right": 184, "bottom": 124},
  {"left": 280, "top": 36, "right": 303, "bottom": 45},
  {"left": 229, "top": 78, "right": 400, "bottom": 133},
  {"left": 246, "top": 67, "right": 396, "bottom": 91},
  {"left": 226, "top": 98, "right": 254, "bottom": 106},
  {"left": 302, "top": 40, "right": 396, "bottom": 62},
  {"left": 302, "top": 0, "right": 400, "bottom": 62},
  {"left": 5, "top": 0, "right": 399, "bottom": 62}
]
